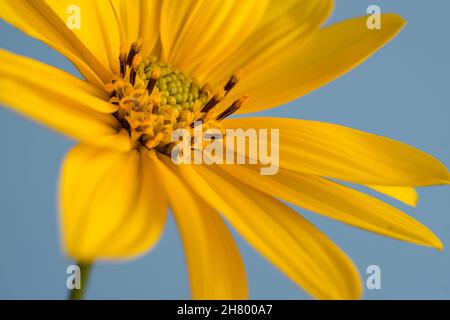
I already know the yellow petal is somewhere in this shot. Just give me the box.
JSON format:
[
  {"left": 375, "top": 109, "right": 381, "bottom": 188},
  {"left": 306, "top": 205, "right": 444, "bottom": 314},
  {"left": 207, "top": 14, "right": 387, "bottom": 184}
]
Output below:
[
  {"left": 159, "top": 0, "right": 196, "bottom": 62},
  {"left": 223, "top": 117, "right": 450, "bottom": 186},
  {"left": 112, "top": 0, "right": 162, "bottom": 58},
  {"left": 60, "top": 145, "right": 168, "bottom": 262},
  {"left": 151, "top": 153, "right": 247, "bottom": 299},
  {"left": 138, "top": 0, "right": 162, "bottom": 57},
  {"left": 45, "top": 0, "right": 122, "bottom": 73},
  {"left": 367, "top": 185, "right": 418, "bottom": 207},
  {"left": 160, "top": 0, "right": 268, "bottom": 78},
  {"left": 161, "top": 156, "right": 362, "bottom": 300},
  {"left": 204, "top": 0, "right": 333, "bottom": 86},
  {"left": 187, "top": 0, "right": 269, "bottom": 80},
  {"left": 0, "top": 50, "right": 130, "bottom": 147},
  {"left": 221, "top": 14, "right": 405, "bottom": 114},
  {"left": 0, "top": 49, "right": 114, "bottom": 113},
  {"left": 0, "top": 0, "right": 113, "bottom": 85},
  {"left": 217, "top": 164, "right": 441, "bottom": 249}
]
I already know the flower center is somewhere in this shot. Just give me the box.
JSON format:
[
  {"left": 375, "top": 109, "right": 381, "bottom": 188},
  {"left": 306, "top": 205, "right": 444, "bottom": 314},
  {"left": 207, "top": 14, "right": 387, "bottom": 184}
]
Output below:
[{"left": 105, "top": 40, "right": 248, "bottom": 153}]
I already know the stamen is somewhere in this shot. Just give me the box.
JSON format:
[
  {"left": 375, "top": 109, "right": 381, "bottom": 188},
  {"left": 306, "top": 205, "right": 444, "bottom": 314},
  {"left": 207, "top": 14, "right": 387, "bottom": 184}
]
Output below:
[
  {"left": 106, "top": 48, "right": 245, "bottom": 152},
  {"left": 216, "top": 95, "right": 249, "bottom": 121},
  {"left": 201, "top": 89, "right": 225, "bottom": 113},
  {"left": 224, "top": 72, "right": 241, "bottom": 94},
  {"left": 126, "top": 39, "right": 142, "bottom": 67},
  {"left": 146, "top": 67, "right": 161, "bottom": 94},
  {"left": 119, "top": 45, "right": 128, "bottom": 78},
  {"left": 130, "top": 54, "right": 142, "bottom": 86}
]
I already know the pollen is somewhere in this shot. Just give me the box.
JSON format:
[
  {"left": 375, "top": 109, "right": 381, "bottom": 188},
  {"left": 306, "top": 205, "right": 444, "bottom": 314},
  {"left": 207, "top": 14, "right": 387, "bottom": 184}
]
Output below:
[{"left": 105, "top": 40, "right": 249, "bottom": 153}]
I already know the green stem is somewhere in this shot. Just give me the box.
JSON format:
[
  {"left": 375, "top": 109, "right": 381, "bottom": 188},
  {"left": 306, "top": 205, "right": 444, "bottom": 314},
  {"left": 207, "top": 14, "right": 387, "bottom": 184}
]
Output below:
[{"left": 69, "top": 263, "right": 92, "bottom": 300}]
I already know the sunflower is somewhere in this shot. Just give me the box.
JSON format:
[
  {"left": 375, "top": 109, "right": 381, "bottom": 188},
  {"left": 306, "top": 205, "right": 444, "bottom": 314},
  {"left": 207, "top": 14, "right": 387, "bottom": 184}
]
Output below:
[{"left": 0, "top": 0, "right": 449, "bottom": 300}]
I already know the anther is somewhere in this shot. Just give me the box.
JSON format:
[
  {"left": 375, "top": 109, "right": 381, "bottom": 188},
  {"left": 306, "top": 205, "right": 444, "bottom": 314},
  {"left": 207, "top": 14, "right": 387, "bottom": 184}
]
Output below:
[
  {"left": 224, "top": 72, "right": 241, "bottom": 94},
  {"left": 216, "top": 95, "right": 249, "bottom": 121},
  {"left": 126, "top": 39, "right": 143, "bottom": 67},
  {"left": 130, "top": 55, "right": 142, "bottom": 86},
  {"left": 201, "top": 89, "right": 225, "bottom": 113},
  {"left": 109, "top": 53, "right": 233, "bottom": 151},
  {"left": 146, "top": 67, "right": 161, "bottom": 94},
  {"left": 119, "top": 45, "right": 128, "bottom": 78}
]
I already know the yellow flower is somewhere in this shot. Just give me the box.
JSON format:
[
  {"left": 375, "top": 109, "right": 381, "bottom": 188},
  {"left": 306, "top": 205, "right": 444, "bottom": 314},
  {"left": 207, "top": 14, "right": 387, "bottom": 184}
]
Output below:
[{"left": 0, "top": 0, "right": 449, "bottom": 300}]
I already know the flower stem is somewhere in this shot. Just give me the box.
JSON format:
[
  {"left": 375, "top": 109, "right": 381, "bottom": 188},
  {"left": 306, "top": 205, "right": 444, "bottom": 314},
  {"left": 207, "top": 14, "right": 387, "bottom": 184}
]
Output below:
[{"left": 69, "top": 262, "right": 92, "bottom": 300}]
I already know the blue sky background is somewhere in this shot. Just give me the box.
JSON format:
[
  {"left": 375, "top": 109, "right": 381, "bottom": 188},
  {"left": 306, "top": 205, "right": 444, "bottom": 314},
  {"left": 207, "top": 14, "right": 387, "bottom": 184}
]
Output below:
[{"left": 1, "top": 0, "right": 450, "bottom": 299}]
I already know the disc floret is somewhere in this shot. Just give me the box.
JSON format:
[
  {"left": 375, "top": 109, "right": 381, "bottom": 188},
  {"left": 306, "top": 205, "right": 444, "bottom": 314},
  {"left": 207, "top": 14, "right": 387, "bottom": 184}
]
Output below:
[{"left": 105, "top": 40, "right": 248, "bottom": 153}]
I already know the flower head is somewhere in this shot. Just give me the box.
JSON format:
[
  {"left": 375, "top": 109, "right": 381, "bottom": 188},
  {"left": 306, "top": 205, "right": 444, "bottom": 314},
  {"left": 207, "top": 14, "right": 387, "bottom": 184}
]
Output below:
[{"left": 0, "top": 0, "right": 449, "bottom": 300}]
